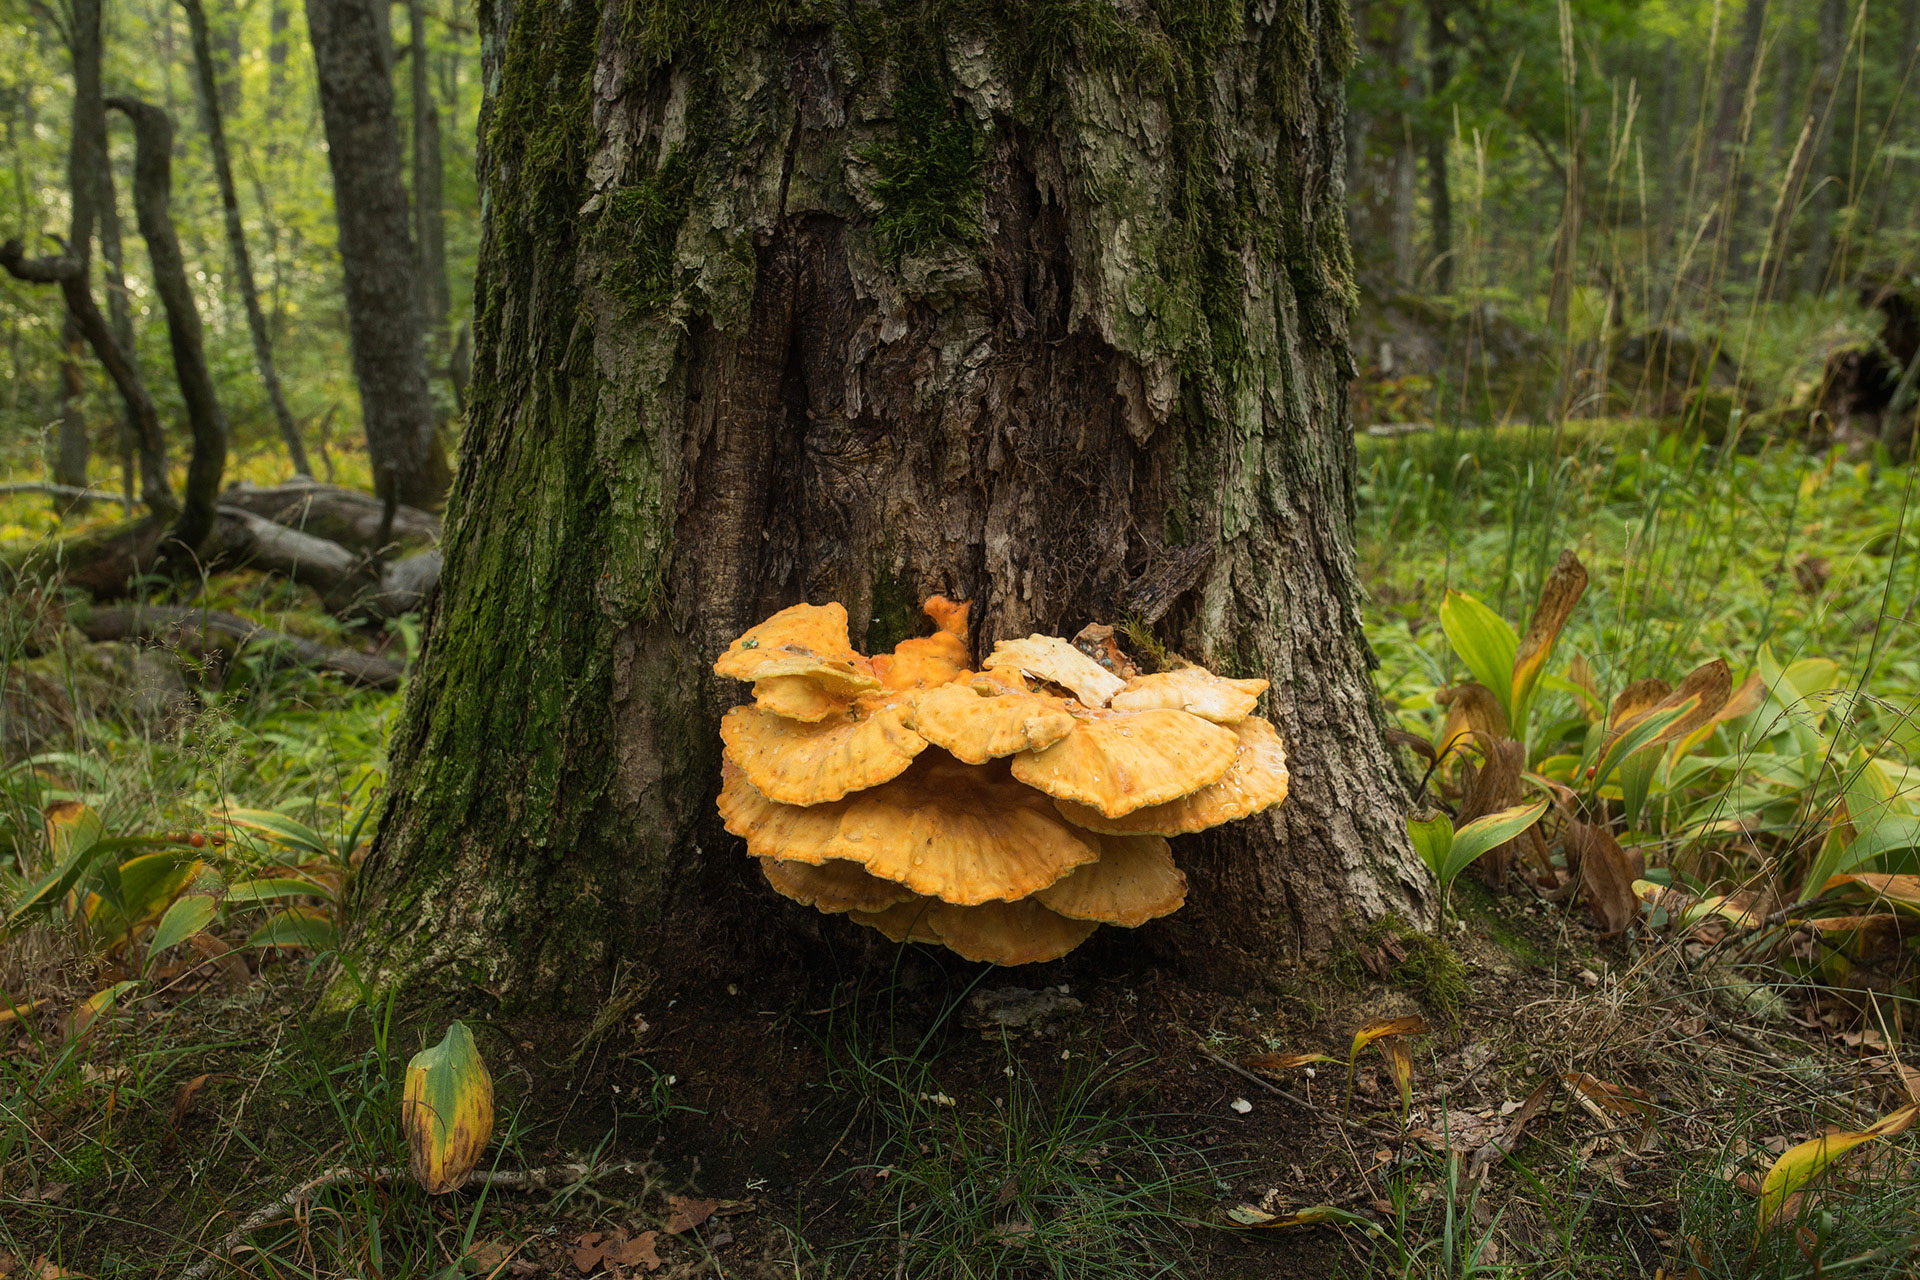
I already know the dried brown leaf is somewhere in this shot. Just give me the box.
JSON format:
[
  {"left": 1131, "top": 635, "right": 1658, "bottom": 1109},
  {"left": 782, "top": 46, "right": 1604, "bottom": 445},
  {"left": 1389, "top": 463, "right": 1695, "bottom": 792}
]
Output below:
[{"left": 1568, "top": 820, "right": 1642, "bottom": 934}]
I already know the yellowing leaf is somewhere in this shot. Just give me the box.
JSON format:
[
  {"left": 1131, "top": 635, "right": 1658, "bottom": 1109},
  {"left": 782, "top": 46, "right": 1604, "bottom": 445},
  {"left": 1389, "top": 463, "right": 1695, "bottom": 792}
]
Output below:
[
  {"left": 1756, "top": 1104, "right": 1917, "bottom": 1228},
  {"left": 1379, "top": 1038, "right": 1414, "bottom": 1113},
  {"left": 403, "top": 1022, "right": 494, "bottom": 1195},
  {"left": 1350, "top": 1016, "right": 1429, "bottom": 1060},
  {"left": 1511, "top": 550, "right": 1587, "bottom": 724}
]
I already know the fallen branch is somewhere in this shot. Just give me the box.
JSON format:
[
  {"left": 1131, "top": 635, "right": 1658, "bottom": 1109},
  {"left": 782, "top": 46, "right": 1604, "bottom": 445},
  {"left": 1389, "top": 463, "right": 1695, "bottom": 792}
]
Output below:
[
  {"left": 218, "top": 480, "right": 439, "bottom": 554},
  {"left": 184, "top": 1161, "right": 653, "bottom": 1280},
  {"left": 0, "top": 482, "right": 138, "bottom": 506},
  {"left": 75, "top": 603, "right": 404, "bottom": 690}
]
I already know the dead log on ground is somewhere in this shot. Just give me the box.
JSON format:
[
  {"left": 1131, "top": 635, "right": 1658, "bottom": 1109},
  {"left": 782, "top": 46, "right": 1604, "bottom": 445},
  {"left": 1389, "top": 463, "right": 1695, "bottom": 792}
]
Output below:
[
  {"left": 74, "top": 604, "right": 404, "bottom": 690},
  {"left": 218, "top": 480, "right": 439, "bottom": 552}
]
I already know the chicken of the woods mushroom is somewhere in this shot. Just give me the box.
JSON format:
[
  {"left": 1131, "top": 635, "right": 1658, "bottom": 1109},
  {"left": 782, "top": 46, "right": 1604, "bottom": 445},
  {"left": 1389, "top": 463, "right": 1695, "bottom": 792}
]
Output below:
[{"left": 712, "top": 598, "right": 1288, "bottom": 964}]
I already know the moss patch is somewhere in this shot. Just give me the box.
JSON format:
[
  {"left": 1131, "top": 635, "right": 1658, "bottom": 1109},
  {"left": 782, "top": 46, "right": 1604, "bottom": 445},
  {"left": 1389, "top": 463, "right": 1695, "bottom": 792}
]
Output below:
[
  {"left": 602, "top": 150, "right": 696, "bottom": 317},
  {"left": 867, "top": 31, "right": 985, "bottom": 264}
]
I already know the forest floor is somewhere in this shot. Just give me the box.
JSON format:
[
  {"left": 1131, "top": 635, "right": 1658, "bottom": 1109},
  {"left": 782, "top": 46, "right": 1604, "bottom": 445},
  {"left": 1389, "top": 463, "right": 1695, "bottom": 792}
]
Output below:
[
  {"left": 6, "top": 417, "right": 1920, "bottom": 1277},
  {"left": 2, "top": 883, "right": 1913, "bottom": 1278}
]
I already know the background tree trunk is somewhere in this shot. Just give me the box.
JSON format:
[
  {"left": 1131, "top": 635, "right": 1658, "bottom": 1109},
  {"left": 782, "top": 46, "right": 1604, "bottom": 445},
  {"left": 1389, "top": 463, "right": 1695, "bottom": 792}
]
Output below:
[
  {"left": 98, "top": 166, "right": 139, "bottom": 502},
  {"left": 54, "top": 0, "right": 108, "bottom": 492},
  {"left": 1424, "top": 0, "right": 1453, "bottom": 295},
  {"left": 304, "top": 0, "right": 449, "bottom": 508},
  {"left": 409, "top": 0, "right": 451, "bottom": 363},
  {"left": 181, "top": 0, "right": 312, "bottom": 477},
  {"left": 109, "top": 96, "right": 227, "bottom": 552},
  {"left": 348, "top": 0, "right": 1431, "bottom": 1009}
]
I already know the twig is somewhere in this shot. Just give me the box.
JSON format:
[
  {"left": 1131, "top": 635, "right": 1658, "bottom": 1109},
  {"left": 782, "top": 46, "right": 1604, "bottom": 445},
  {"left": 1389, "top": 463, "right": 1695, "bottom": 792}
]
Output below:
[
  {"left": 1201, "top": 1051, "right": 1398, "bottom": 1141},
  {"left": 185, "top": 1160, "right": 652, "bottom": 1278}
]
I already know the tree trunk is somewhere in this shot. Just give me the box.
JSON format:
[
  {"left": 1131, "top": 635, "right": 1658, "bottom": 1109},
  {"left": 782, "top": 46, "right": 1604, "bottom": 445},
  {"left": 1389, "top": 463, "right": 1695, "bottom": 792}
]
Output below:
[
  {"left": 109, "top": 96, "right": 228, "bottom": 553},
  {"left": 99, "top": 165, "right": 140, "bottom": 503},
  {"left": 1424, "top": 0, "right": 1453, "bottom": 295},
  {"left": 1, "top": 242, "right": 173, "bottom": 517},
  {"left": 1797, "top": 0, "right": 1849, "bottom": 296},
  {"left": 347, "top": 0, "right": 1431, "bottom": 1009},
  {"left": 305, "top": 0, "right": 450, "bottom": 509},
  {"left": 55, "top": 0, "right": 109, "bottom": 492},
  {"left": 180, "top": 0, "right": 313, "bottom": 478},
  {"left": 409, "top": 0, "right": 451, "bottom": 359}
]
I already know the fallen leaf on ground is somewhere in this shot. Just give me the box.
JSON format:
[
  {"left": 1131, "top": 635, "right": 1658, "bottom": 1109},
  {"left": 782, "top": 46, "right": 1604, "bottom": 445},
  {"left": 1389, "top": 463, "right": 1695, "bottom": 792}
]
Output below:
[
  {"left": 1227, "top": 1204, "right": 1381, "bottom": 1232},
  {"left": 665, "top": 1195, "right": 719, "bottom": 1234},
  {"left": 462, "top": 1240, "right": 514, "bottom": 1276},
  {"left": 570, "top": 1232, "right": 607, "bottom": 1272},
  {"left": 607, "top": 1230, "right": 661, "bottom": 1271},
  {"left": 162, "top": 1073, "right": 213, "bottom": 1151}
]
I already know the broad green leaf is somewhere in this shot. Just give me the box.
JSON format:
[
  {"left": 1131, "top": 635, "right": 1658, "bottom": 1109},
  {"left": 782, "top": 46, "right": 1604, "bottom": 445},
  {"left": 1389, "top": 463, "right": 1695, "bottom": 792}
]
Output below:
[
  {"left": 112, "top": 852, "right": 203, "bottom": 925},
  {"left": 1442, "top": 798, "right": 1548, "bottom": 887},
  {"left": 1407, "top": 814, "right": 1455, "bottom": 880},
  {"left": 1590, "top": 700, "right": 1698, "bottom": 795},
  {"left": 226, "top": 876, "right": 330, "bottom": 904},
  {"left": 1757, "top": 1104, "right": 1917, "bottom": 1228},
  {"left": 1439, "top": 591, "right": 1520, "bottom": 724},
  {"left": 1617, "top": 744, "right": 1662, "bottom": 831},
  {"left": 149, "top": 895, "right": 219, "bottom": 959},
  {"left": 45, "top": 801, "right": 105, "bottom": 861},
  {"left": 1510, "top": 551, "right": 1586, "bottom": 728},
  {"left": 219, "top": 808, "right": 334, "bottom": 860},
  {"left": 403, "top": 1022, "right": 495, "bottom": 1195},
  {"left": 245, "top": 907, "right": 339, "bottom": 951}
]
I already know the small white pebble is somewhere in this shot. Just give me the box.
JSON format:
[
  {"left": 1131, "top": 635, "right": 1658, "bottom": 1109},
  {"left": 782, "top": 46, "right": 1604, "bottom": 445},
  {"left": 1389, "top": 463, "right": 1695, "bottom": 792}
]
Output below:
[{"left": 1231, "top": 1098, "right": 1253, "bottom": 1114}]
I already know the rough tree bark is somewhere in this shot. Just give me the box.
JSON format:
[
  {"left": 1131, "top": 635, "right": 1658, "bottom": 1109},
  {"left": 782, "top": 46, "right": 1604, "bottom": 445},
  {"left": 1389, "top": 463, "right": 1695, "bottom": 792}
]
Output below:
[
  {"left": 109, "top": 96, "right": 228, "bottom": 554},
  {"left": 347, "top": 0, "right": 1431, "bottom": 1009},
  {"left": 305, "top": 0, "right": 450, "bottom": 508},
  {"left": 181, "top": 0, "right": 313, "bottom": 477}
]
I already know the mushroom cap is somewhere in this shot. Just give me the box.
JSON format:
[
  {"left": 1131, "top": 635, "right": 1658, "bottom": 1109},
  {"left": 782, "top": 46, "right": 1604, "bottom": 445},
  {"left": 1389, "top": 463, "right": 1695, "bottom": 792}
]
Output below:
[
  {"left": 759, "top": 856, "right": 917, "bottom": 913},
  {"left": 714, "top": 602, "right": 879, "bottom": 695},
  {"left": 717, "top": 755, "right": 1099, "bottom": 905},
  {"left": 1010, "top": 707, "right": 1238, "bottom": 818},
  {"left": 1033, "top": 834, "right": 1187, "bottom": 925},
  {"left": 873, "top": 630, "right": 972, "bottom": 692},
  {"left": 845, "top": 898, "right": 942, "bottom": 945},
  {"left": 847, "top": 894, "right": 1097, "bottom": 964},
  {"left": 1109, "top": 667, "right": 1269, "bottom": 723},
  {"left": 1052, "top": 715, "right": 1289, "bottom": 835},
  {"left": 720, "top": 695, "right": 926, "bottom": 805},
  {"left": 983, "top": 635, "right": 1127, "bottom": 707},
  {"left": 925, "top": 897, "right": 1099, "bottom": 964},
  {"left": 913, "top": 673, "right": 1076, "bottom": 764},
  {"left": 752, "top": 674, "right": 848, "bottom": 723},
  {"left": 923, "top": 595, "right": 971, "bottom": 640}
]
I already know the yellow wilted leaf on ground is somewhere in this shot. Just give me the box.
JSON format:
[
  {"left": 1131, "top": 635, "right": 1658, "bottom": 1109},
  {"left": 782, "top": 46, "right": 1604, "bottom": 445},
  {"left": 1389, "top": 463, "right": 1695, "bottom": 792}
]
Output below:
[
  {"left": 403, "top": 1022, "right": 494, "bottom": 1194},
  {"left": 1755, "top": 1103, "right": 1917, "bottom": 1229},
  {"left": 1346, "top": 1016, "right": 1428, "bottom": 1113}
]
